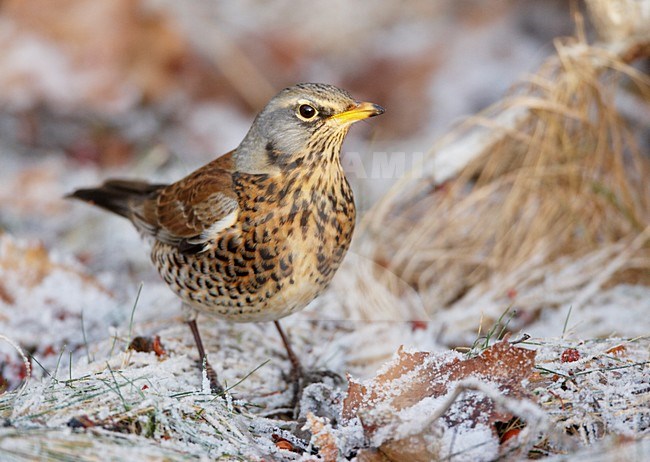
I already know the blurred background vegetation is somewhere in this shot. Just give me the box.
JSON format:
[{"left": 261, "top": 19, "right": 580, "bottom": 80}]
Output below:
[{"left": 0, "top": 0, "right": 575, "bottom": 177}]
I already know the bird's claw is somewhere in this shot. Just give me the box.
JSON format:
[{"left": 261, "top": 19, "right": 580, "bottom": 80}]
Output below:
[{"left": 285, "top": 366, "right": 343, "bottom": 414}]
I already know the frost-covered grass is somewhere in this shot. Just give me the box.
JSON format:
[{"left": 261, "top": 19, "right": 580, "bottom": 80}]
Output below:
[{"left": 1, "top": 325, "right": 648, "bottom": 460}]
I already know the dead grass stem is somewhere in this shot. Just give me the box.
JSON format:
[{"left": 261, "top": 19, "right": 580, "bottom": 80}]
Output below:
[{"left": 358, "top": 33, "right": 650, "bottom": 324}]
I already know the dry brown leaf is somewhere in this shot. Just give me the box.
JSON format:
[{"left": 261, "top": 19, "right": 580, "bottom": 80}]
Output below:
[
  {"left": 380, "top": 435, "right": 440, "bottom": 462},
  {"left": 605, "top": 344, "right": 627, "bottom": 357},
  {"left": 128, "top": 336, "right": 167, "bottom": 359},
  {"left": 345, "top": 341, "right": 535, "bottom": 424},
  {"left": 355, "top": 448, "right": 393, "bottom": 462},
  {"left": 343, "top": 341, "right": 537, "bottom": 461},
  {"left": 305, "top": 413, "right": 339, "bottom": 462}
]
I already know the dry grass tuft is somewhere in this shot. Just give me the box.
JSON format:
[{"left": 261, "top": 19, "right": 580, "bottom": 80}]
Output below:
[{"left": 357, "top": 31, "right": 650, "bottom": 329}]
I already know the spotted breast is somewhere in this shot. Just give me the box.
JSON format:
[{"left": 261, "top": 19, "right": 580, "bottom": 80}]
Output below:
[{"left": 150, "top": 151, "right": 355, "bottom": 322}]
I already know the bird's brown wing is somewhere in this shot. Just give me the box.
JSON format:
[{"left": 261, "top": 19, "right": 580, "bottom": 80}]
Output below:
[{"left": 133, "top": 153, "right": 239, "bottom": 254}]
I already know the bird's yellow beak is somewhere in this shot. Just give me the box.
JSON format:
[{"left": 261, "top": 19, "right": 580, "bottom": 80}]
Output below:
[{"left": 330, "top": 101, "right": 385, "bottom": 124}]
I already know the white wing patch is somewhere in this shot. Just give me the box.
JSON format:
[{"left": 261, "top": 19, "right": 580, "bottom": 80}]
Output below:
[
  {"left": 130, "top": 192, "right": 240, "bottom": 252},
  {"left": 198, "top": 208, "right": 239, "bottom": 242}
]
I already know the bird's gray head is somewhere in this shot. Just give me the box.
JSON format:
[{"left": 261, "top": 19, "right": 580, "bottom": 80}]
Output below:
[{"left": 235, "top": 83, "right": 384, "bottom": 173}]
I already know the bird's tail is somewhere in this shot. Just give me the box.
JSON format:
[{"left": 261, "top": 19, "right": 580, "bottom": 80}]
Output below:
[{"left": 66, "top": 179, "right": 165, "bottom": 218}]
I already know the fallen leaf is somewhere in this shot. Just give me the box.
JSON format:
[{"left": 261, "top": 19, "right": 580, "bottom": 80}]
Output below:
[
  {"left": 605, "top": 345, "right": 626, "bottom": 357},
  {"left": 128, "top": 335, "right": 166, "bottom": 358},
  {"left": 500, "top": 427, "right": 521, "bottom": 444},
  {"left": 355, "top": 448, "right": 392, "bottom": 462},
  {"left": 305, "top": 413, "right": 339, "bottom": 462},
  {"left": 271, "top": 434, "right": 296, "bottom": 452},
  {"left": 343, "top": 341, "right": 537, "bottom": 461},
  {"left": 152, "top": 336, "right": 166, "bottom": 358}
]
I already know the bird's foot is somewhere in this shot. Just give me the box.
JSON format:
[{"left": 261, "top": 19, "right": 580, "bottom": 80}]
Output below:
[
  {"left": 204, "top": 360, "right": 225, "bottom": 395},
  {"left": 193, "top": 357, "right": 225, "bottom": 395},
  {"left": 272, "top": 321, "right": 343, "bottom": 418},
  {"left": 286, "top": 366, "right": 343, "bottom": 416}
]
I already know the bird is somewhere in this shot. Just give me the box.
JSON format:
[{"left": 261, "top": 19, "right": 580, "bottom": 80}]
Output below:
[{"left": 67, "top": 83, "right": 384, "bottom": 404}]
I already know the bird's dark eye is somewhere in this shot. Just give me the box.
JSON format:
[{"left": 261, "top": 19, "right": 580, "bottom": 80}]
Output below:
[{"left": 298, "top": 104, "right": 317, "bottom": 120}]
